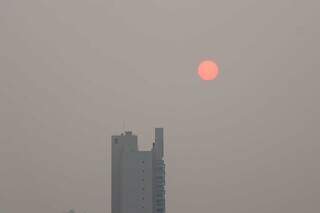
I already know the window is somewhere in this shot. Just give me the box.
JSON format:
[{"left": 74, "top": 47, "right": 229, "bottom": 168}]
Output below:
[{"left": 114, "top": 138, "right": 118, "bottom": 144}]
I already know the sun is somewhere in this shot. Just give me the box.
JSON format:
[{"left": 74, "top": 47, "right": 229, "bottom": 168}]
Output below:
[{"left": 198, "top": 60, "right": 219, "bottom": 81}]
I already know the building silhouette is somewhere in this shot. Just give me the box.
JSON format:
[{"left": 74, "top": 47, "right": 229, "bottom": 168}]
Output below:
[{"left": 112, "top": 128, "right": 165, "bottom": 213}]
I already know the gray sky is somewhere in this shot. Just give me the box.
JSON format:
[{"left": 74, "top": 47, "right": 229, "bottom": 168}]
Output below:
[{"left": 1, "top": 0, "right": 320, "bottom": 213}]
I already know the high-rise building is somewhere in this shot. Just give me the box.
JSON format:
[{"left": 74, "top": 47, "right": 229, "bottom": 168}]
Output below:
[{"left": 112, "top": 128, "right": 166, "bottom": 213}]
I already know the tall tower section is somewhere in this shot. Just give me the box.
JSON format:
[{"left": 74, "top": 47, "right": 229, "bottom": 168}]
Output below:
[{"left": 152, "top": 128, "right": 166, "bottom": 213}]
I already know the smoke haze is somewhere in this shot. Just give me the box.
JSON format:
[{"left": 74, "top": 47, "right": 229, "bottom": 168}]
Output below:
[{"left": 1, "top": 1, "right": 320, "bottom": 213}]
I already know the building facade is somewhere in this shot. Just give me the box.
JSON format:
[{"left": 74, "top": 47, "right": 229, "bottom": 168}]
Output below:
[{"left": 112, "top": 128, "right": 166, "bottom": 213}]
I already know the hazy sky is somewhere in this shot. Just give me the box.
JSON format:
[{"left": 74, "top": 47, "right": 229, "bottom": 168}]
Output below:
[{"left": 1, "top": 1, "right": 320, "bottom": 213}]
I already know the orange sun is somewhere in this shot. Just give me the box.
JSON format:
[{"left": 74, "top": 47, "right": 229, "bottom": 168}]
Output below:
[{"left": 198, "top": 60, "right": 219, "bottom": 81}]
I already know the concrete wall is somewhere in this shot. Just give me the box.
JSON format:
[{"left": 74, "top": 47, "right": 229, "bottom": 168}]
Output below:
[{"left": 122, "top": 151, "right": 153, "bottom": 213}]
